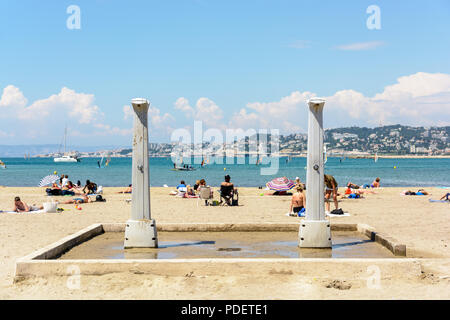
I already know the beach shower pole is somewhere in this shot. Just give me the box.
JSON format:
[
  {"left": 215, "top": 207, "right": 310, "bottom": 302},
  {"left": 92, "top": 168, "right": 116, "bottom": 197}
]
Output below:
[
  {"left": 124, "top": 98, "right": 158, "bottom": 248},
  {"left": 299, "top": 98, "right": 332, "bottom": 248}
]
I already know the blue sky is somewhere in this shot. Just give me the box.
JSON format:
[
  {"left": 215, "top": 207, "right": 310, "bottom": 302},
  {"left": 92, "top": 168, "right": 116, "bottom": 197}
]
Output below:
[{"left": 0, "top": 0, "right": 449, "bottom": 146}]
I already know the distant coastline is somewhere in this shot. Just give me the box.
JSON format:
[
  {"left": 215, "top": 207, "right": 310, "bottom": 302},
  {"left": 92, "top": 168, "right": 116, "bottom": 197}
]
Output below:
[{"left": 22, "top": 154, "right": 450, "bottom": 159}]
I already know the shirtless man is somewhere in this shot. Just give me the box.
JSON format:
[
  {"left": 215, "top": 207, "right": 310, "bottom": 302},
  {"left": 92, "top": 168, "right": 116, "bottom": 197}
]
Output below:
[
  {"left": 13, "top": 196, "right": 43, "bottom": 212},
  {"left": 290, "top": 186, "right": 306, "bottom": 214}
]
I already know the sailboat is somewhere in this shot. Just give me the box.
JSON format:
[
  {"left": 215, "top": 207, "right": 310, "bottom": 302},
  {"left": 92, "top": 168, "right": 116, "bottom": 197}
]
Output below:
[
  {"left": 374, "top": 152, "right": 378, "bottom": 162},
  {"left": 171, "top": 155, "right": 195, "bottom": 171},
  {"left": 54, "top": 127, "right": 80, "bottom": 162},
  {"left": 98, "top": 153, "right": 110, "bottom": 168}
]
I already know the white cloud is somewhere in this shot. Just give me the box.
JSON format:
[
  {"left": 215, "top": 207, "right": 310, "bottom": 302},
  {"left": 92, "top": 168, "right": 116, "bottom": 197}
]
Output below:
[
  {"left": 19, "top": 87, "right": 101, "bottom": 124},
  {"left": 93, "top": 123, "right": 133, "bottom": 136},
  {"left": 0, "top": 85, "right": 134, "bottom": 142},
  {"left": 0, "top": 85, "right": 28, "bottom": 108},
  {"left": 173, "top": 97, "right": 225, "bottom": 129},
  {"left": 227, "top": 72, "right": 450, "bottom": 131},
  {"left": 335, "top": 41, "right": 385, "bottom": 51},
  {"left": 325, "top": 72, "right": 450, "bottom": 126},
  {"left": 230, "top": 91, "right": 315, "bottom": 133},
  {"left": 174, "top": 97, "right": 195, "bottom": 116},
  {"left": 123, "top": 105, "right": 133, "bottom": 120}
]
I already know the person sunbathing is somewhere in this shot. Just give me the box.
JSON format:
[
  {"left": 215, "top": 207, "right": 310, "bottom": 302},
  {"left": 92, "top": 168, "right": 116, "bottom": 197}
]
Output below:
[
  {"left": 60, "top": 195, "right": 90, "bottom": 204},
  {"left": 404, "top": 189, "right": 429, "bottom": 195},
  {"left": 347, "top": 182, "right": 360, "bottom": 189},
  {"left": 13, "top": 196, "right": 43, "bottom": 212},
  {"left": 117, "top": 184, "right": 132, "bottom": 194},
  {"left": 83, "top": 180, "right": 98, "bottom": 194},
  {"left": 60, "top": 195, "right": 106, "bottom": 204}
]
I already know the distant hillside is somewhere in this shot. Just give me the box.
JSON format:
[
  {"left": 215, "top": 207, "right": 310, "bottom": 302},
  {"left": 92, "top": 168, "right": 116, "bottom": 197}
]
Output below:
[{"left": 0, "top": 145, "right": 126, "bottom": 157}]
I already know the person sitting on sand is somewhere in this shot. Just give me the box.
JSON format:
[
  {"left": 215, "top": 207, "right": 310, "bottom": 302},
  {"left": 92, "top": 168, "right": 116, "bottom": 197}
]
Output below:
[
  {"left": 372, "top": 177, "right": 381, "bottom": 188},
  {"left": 13, "top": 196, "right": 43, "bottom": 212},
  {"left": 117, "top": 184, "right": 132, "bottom": 194},
  {"left": 324, "top": 174, "right": 339, "bottom": 213},
  {"left": 51, "top": 182, "right": 60, "bottom": 189},
  {"left": 177, "top": 180, "right": 186, "bottom": 190},
  {"left": 61, "top": 175, "right": 69, "bottom": 188},
  {"left": 440, "top": 193, "right": 450, "bottom": 201},
  {"left": 193, "top": 180, "right": 201, "bottom": 192},
  {"left": 83, "top": 180, "right": 98, "bottom": 194},
  {"left": 290, "top": 186, "right": 306, "bottom": 215},
  {"left": 186, "top": 185, "right": 195, "bottom": 196}
]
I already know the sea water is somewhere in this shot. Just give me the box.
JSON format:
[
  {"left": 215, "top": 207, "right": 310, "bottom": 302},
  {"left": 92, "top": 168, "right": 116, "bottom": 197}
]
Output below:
[{"left": 0, "top": 157, "right": 449, "bottom": 188}]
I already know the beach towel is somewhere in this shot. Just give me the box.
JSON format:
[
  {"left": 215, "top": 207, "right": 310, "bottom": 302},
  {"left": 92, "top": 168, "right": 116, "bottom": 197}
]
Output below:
[
  {"left": 285, "top": 212, "right": 305, "bottom": 217},
  {"left": 1, "top": 209, "right": 46, "bottom": 214},
  {"left": 326, "top": 212, "right": 351, "bottom": 217},
  {"left": 428, "top": 199, "right": 449, "bottom": 203}
]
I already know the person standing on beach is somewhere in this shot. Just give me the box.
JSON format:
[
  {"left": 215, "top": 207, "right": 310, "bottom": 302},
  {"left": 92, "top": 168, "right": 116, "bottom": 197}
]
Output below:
[{"left": 324, "top": 174, "right": 339, "bottom": 213}]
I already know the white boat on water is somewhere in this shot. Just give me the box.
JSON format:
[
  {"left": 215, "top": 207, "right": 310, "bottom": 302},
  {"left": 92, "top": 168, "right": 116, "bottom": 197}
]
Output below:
[
  {"left": 0, "top": 160, "right": 6, "bottom": 169},
  {"left": 54, "top": 127, "right": 80, "bottom": 163},
  {"left": 54, "top": 155, "right": 79, "bottom": 163}
]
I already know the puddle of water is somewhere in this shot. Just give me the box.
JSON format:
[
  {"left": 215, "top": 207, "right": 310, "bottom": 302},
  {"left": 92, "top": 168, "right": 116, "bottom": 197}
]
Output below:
[{"left": 58, "top": 231, "right": 397, "bottom": 260}]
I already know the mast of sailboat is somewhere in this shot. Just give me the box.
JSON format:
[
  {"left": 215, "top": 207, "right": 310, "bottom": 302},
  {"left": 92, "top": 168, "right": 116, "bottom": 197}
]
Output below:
[{"left": 64, "top": 126, "right": 67, "bottom": 154}]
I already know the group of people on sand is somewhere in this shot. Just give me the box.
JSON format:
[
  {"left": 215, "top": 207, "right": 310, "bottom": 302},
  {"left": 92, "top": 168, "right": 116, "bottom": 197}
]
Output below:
[
  {"left": 288, "top": 175, "right": 383, "bottom": 216},
  {"left": 8, "top": 174, "right": 105, "bottom": 213},
  {"left": 170, "top": 175, "right": 238, "bottom": 206},
  {"left": 46, "top": 174, "right": 99, "bottom": 196}
]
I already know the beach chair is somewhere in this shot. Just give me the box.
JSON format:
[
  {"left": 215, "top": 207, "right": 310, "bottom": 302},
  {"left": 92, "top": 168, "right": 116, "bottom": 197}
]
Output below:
[
  {"left": 218, "top": 185, "right": 238, "bottom": 206},
  {"left": 198, "top": 186, "right": 213, "bottom": 206}
]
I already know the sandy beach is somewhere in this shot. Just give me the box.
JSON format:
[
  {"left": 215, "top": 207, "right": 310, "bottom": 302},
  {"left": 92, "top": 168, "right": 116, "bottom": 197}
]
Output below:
[{"left": 0, "top": 186, "right": 449, "bottom": 299}]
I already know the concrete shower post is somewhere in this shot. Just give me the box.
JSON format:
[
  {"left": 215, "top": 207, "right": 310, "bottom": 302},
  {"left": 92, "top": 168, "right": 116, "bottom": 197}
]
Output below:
[
  {"left": 298, "top": 98, "right": 332, "bottom": 248},
  {"left": 124, "top": 98, "right": 158, "bottom": 248}
]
